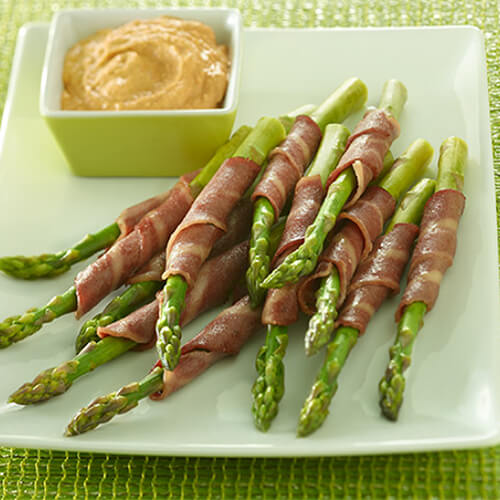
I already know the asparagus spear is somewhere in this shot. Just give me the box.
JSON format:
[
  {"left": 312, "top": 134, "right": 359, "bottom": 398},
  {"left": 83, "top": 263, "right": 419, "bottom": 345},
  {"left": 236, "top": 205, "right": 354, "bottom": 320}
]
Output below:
[
  {"left": 246, "top": 78, "right": 368, "bottom": 307},
  {"left": 9, "top": 337, "right": 135, "bottom": 404},
  {"left": 65, "top": 221, "right": 286, "bottom": 435},
  {"left": 250, "top": 123, "right": 350, "bottom": 432},
  {"left": 0, "top": 127, "right": 251, "bottom": 349},
  {"left": 156, "top": 117, "right": 287, "bottom": 371},
  {"left": 297, "top": 177, "right": 436, "bottom": 436},
  {"left": 65, "top": 367, "right": 164, "bottom": 436},
  {"left": 262, "top": 80, "right": 408, "bottom": 290},
  {"left": 75, "top": 280, "right": 163, "bottom": 353},
  {"left": 0, "top": 224, "right": 121, "bottom": 280},
  {"left": 379, "top": 137, "right": 467, "bottom": 421},
  {"left": 305, "top": 139, "right": 434, "bottom": 355}
]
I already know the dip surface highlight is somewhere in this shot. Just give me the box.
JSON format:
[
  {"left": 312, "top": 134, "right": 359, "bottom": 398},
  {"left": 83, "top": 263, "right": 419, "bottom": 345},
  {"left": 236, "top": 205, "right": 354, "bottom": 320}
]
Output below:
[{"left": 61, "top": 16, "right": 230, "bottom": 111}]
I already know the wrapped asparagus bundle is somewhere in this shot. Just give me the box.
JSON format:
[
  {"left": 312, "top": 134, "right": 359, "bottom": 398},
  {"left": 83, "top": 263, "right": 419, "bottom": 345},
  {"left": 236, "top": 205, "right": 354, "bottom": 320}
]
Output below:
[
  {"left": 262, "top": 80, "right": 407, "bottom": 290},
  {"left": 379, "top": 137, "right": 467, "bottom": 421},
  {"left": 298, "top": 178, "right": 436, "bottom": 436}
]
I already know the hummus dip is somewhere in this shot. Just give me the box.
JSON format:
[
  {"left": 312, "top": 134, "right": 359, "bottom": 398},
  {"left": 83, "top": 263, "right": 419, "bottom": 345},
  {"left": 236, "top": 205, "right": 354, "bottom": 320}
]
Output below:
[{"left": 61, "top": 16, "right": 230, "bottom": 111}]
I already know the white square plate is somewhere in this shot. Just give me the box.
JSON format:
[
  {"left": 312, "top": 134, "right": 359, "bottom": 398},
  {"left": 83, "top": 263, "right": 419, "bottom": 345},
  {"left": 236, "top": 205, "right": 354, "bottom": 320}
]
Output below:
[{"left": 0, "top": 23, "right": 498, "bottom": 456}]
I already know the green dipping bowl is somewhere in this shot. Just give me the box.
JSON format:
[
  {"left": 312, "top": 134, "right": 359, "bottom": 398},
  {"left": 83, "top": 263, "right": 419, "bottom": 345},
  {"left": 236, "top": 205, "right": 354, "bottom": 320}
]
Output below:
[{"left": 40, "top": 8, "right": 242, "bottom": 177}]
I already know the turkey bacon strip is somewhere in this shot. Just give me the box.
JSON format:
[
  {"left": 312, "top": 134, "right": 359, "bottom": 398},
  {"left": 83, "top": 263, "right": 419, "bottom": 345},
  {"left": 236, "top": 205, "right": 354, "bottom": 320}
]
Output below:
[
  {"left": 337, "top": 223, "right": 419, "bottom": 333},
  {"left": 98, "top": 240, "right": 250, "bottom": 348},
  {"left": 326, "top": 108, "right": 400, "bottom": 209},
  {"left": 395, "top": 189, "right": 466, "bottom": 321},
  {"left": 151, "top": 296, "right": 262, "bottom": 400},
  {"left": 74, "top": 172, "right": 196, "bottom": 318},
  {"left": 261, "top": 175, "right": 325, "bottom": 327},
  {"left": 251, "top": 115, "right": 323, "bottom": 218}
]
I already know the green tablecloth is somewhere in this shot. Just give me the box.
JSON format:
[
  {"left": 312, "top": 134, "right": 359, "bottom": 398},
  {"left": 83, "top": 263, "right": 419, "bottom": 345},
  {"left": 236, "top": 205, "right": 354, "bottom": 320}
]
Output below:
[{"left": 0, "top": 0, "right": 498, "bottom": 498}]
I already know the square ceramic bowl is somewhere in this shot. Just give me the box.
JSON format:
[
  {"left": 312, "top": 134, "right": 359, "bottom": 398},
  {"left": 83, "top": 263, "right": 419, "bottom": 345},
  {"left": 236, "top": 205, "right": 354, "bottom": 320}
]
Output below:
[{"left": 40, "top": 8, "right": 242, "bottom": 177}]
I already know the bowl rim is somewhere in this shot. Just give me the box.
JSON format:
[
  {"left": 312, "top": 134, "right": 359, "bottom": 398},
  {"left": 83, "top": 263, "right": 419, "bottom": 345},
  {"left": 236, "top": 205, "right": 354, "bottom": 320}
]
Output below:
[{"left": 40, "top": 7, "right": 242, "bottom": 118}]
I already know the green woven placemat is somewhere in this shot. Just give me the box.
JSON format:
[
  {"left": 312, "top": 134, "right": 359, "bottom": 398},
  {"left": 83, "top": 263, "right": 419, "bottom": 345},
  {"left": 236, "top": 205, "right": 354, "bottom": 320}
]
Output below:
[{"left": 0, "top": 0, "right": 498, "bottom": 498}]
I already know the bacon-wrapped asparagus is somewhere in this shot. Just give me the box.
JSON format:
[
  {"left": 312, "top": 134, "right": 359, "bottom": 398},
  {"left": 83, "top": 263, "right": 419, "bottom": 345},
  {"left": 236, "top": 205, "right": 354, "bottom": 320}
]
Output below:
[
  {"left": 251, "top": 123, "right": 350, "bottom": 431},
  {"left": 74, "top": 196, "right": 254, "bottom": 353},
  {"left": 251, "top": 138, "right": 430, "bottom": 432},
  {"left": 63, "top": 222, "right": 287, "bottom": 436},
  {"left": 378, "top": 137, "right": 467, "bottom": 421},
  {"left": 65, "top": 296, "right": 262, "bottom": 436},
  {"left": 246, "top": 78, "right": 368, "bottom": 306},
  {"left": 156, "top": 117, "right": 287, "bottom": 370},
  {"left": 302, "top": 139, "right": 434, "bottom": 355},
  {"left": 8, "top": 239, "right": 252, "bottom": 405},
  {"left": 297, "top": 178, "right": 436, "bottom": 436},
  {"left": 0, "top": 128, "right": 251, "bottom": 349},
  {"left": 262, "top": 80, "right": 406, "bottom": 290}
]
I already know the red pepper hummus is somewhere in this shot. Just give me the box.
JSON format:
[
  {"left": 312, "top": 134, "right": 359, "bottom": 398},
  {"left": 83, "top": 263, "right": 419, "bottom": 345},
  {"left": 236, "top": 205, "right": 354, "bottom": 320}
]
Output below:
[{"left": 61, "top": 16, "right": 230, "bottom": 111}]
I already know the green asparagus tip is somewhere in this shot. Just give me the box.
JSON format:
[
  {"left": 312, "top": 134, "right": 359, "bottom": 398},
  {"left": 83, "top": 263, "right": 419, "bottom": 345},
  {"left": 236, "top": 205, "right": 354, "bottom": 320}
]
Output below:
[
  {"left": 304, "top": 269, "right": 341, "bottom": 356},
  {"left": 65, "top": 367, "right": 164, "bottom": 436},
  {"left": 65, "top": 391, "right": 136, "bottom": 437},
  {"left": 156, "top": 323, "right": 183, "bottom": 371},
  {"left": 261, "top": 254, "right": 315, "bottom": 289},
  {"left": 297, "top": 379, "right": 334, "bottom": 437},
  {"left": 0, "top": 255, "right": 70, "bottom": 280},
  {"left": 0, "top": 312, "right": 45, "bottom": 348},
  {"left": 75, "top": 319, "right": 101, "bottom": 353},
  {"left": 156, "top": 276, "right": 188, "bottom": 371},
  {"left": 251, "top": 325, "right": 288, "bottom": 432},
  {"left": 247, "top": 197, "right": 275, "bottom": 307},
  {"left": 9, "top": 361, "right": 79, "bottom": 405},
  {"left": 378, "top": 302, "right": 426, "bottom": 421},
  {"left": 378, "top": 370, "right": 406, "bottom": 421}
]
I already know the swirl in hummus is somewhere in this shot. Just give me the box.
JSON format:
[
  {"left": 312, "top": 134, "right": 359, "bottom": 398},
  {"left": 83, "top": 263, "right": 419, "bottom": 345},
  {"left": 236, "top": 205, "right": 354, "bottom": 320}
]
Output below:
[{"left": 61, "top": 16, "right": 230, "bottom": 111}]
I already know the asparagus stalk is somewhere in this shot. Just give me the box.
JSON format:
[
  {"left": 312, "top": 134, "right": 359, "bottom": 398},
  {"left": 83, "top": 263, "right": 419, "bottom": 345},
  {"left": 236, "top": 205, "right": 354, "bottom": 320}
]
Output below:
[
  {"left": 65, "top": 220, "right": 286, "bottom": 435},
  {"left": 65, "top": 367, "right": 164, "bottom": 436},
  {"left": 379, "top": 137, "right": 467, "bottom": 421},
  {"left": 305, "top": 139, "right": 434, "bottom": 355},
  {"left": 75, "top": 280, "right": 163, "bottom": 353},
  {"left": 0, "top": 224, "right": 121, "bottom": 280},
  {"left": 250, "top": 124, "right": 350, "bottom": 431},
  {"left": 298, "top": 178, "right": 436, "bottom": 436},
  {"left": 0, "top": 287, "right": 77, "bottom": 348},
  {"left": 9, "top": 337, "right": 135, "bottom": 404},
  {"left": 246, "top": 79, "right": 367, "bottom": 307},
  {"left": 262, "top": 80, "right": 408, "bottom": 290},
  {"left": 156, "top": 117, "right": 287, "bottom": 371},
  {"left": 251, "top": 325, "right": 288, "bottom": 431},
  {"left": 0, "top": 128, "right": 251, "bottom": 349}
]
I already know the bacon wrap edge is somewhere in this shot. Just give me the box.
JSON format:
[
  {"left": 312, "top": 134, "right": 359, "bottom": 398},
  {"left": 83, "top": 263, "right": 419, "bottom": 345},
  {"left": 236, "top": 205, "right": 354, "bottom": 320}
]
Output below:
[
  {"left": 336, "top": 223, "right": 419, "bottom": 334},
  {"left": 251, "top": 115, "right": 322, "bottom": 218},
  {"left": 297, "top": 185, "right": 395, "bottom": 315},
  {"left": 97, "top": 240, "right": 251, "bottom": 350},
  {"left": 262, "top": 174, "right": 325, "bottom": 326},
  {"left": 163, "top": 157, "right": 260, "bottom": 288},
  {"left": 115, "top": 170, "right": 199, "bottom": 237},
  {"left": 325, "top": 109, "right": 400, "bottom": 208},
  {"left": 74, "top": 174, "right": 195, "bottom": 319},
  {"left": 150, "top": 296, "right": 263, "bottom": 400},
  {"left": 271, "top": 174, "right": 325, "bottom": 266},
  {"left": 338, "top": 185, "right": 396, "bottom": 260}
]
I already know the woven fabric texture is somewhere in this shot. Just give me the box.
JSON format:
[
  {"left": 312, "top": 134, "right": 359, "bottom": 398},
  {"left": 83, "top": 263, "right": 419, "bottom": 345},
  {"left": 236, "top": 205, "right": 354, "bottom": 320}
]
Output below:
[{"left": 0, "top": 0, "right": 499, "bottom": 498}]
